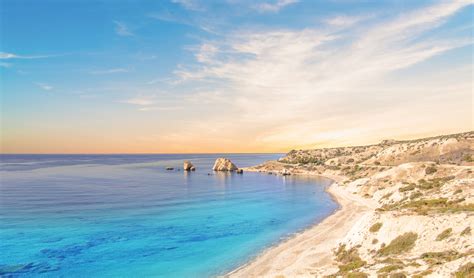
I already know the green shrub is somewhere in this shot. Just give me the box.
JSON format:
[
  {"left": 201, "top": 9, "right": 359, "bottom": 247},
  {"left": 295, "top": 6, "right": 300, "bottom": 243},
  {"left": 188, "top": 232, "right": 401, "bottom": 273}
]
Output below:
[
  {"left": 436, "top": 228, "right": 452, "bottom": 241},
  {"left": 369, "top": 222, "right": 383, "bottom": 233},
  {"left": 461, "top": 226, "right": 471, "bottom": 236},
  {"left": 463, "top": 154, "right": 473, "bottom": 162},
  {"left": 412, "top": 269, "right": 433, "bottom": 278},
  {"left": 399, "top": 184, "right": 415, "bottom": 192},
  {"left": 345, "top": 272, "right": 368, "bottom": 278},
  {"left": 335, "top": 245, "right": 360, "bottom": 263},
  {"left": 414, "top": 177, "right": 454, "bottom": 191},
  {"left": 378, "top": 258, "right": 403, "bottom": 264},
  {"left": 409, "top": 191, "right": 422, "bottom": 199},
  {"left": 389, "top": 273, "right": 407, "bottom": 278},
  {"left": 334, "top": 245, "right": 367, "bottom": 273},
  {"left": 379, "top": 232, "right": 418, "bottom": 256},
  {"left": 378, "top": 264, "right": 403, "bottom": 273},
  {"left": 338, "top": 260, "right": 366, "bottom": 272},
  {"left": 454, "top": 262, "right": 474, "bottom": 278},
  {"left": 421, "top": 250, "right": 460, "bottom": 265}
]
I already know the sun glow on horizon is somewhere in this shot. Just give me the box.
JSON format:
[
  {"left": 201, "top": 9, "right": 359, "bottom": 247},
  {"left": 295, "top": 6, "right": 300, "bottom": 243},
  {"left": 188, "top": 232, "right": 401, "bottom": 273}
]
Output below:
[{"left": 1, "top": 0, "right": 473, "bottom": 154}]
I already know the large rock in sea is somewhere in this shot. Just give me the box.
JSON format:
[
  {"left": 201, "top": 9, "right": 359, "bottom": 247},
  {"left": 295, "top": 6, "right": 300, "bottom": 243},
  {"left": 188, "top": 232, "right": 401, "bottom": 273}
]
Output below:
[
  {"left": 212, "top": 158, "right": 238, "bottom": 171},
  {"left": 183, "top": 161, "right": 196, "bottom": 171}
]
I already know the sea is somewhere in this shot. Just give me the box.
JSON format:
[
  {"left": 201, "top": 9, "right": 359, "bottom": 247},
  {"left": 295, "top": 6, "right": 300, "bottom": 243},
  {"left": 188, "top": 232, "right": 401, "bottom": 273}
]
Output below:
[{"left": 0, "top": 154, "right": 338, "bottom": 277}]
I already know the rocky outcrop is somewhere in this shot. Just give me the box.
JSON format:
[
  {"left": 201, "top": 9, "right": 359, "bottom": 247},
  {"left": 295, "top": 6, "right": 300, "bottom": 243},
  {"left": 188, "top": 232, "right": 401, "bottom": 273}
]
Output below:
[
  {"left": 183, "top": 161, "right": 196, "bottom": 171},
  {"left": 213, "top": 158, "right": 238, "bottom": 171}
]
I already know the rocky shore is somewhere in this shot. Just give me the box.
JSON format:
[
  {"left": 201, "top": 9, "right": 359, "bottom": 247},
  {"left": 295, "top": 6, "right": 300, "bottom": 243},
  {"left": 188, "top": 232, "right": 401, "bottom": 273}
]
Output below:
[{"left": 229, "top": 131, "right": 473, "bottom": 277}]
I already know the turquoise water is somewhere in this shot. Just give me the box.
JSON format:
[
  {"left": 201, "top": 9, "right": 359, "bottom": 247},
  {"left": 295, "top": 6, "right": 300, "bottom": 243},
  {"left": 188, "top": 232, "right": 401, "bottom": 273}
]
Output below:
[{"left": 0, "top": 154, "right": 337, "bottom": 277}]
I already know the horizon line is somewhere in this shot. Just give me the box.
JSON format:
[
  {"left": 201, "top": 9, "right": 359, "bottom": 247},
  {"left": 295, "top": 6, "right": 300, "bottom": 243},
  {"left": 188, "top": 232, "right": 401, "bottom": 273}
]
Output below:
[{"left": 0, "top": 152, "right": 285, "bottom": 155}]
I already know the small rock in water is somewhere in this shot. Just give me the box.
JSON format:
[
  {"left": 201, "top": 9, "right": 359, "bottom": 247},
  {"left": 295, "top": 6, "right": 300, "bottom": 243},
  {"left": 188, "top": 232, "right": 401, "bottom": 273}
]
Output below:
[
  {"left": 236, "top": 169, "right": 243, "bottom": 174},
  {"left": 183, "top": 161, "right": 196, "bottom": 171},
  {"left": 166, "top": 167, "right": 174, "bottom": 171}
]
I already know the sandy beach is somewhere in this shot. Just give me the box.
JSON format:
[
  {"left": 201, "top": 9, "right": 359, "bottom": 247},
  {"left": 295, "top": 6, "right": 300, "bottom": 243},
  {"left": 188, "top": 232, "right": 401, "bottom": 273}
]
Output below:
[
  {"left": 228, "top": 180, "right": 376, "bottom": 277},
  {"left": 228, "top": 132, "right": 473, "bottom": 277}
]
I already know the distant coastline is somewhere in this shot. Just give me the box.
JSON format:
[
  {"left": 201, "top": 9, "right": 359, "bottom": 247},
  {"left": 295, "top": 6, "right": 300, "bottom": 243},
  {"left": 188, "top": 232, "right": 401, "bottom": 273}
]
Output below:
[{"left": 228, "top": 131, "right": 473, "bottom": 277}]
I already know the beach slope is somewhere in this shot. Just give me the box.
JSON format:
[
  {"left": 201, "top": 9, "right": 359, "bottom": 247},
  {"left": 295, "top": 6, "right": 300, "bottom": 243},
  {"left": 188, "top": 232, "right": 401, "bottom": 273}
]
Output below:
[{"left": 229, "top": 131, "right": 473, "bottom": 277}]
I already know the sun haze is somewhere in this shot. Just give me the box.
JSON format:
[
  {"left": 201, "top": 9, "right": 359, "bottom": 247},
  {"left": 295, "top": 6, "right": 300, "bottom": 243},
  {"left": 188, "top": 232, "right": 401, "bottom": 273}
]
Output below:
[{"left": 1, "top": 0, "right": 472, "bottom": 153}]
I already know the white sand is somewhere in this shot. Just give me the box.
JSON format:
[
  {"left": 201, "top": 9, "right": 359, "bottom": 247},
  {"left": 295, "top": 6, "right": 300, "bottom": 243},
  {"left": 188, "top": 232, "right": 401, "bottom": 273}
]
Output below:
[{"left": 227, "top": 182, "right": 376, "bottom": 277}]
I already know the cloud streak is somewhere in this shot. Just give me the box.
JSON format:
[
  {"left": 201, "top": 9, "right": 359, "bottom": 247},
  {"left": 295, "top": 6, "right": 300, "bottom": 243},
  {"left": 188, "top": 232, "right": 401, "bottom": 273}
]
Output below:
[
  {"left": 114, "top": 21, "right": 133, "bottom": 36},
  {"left": 36, "top": 83, "right": 54, "bottom": 91},
  {"left": 253, "top": 0, "right": 299, "bottom": 13},
  {"left": 0, "top": 52, "right": 58, "bottom": 59},
  {"left": 171, "top": 0, "right": 204, "bottom": 11},
  {"left": 169, "top": 0, "right": 472, "bottom": 149},
  {"left": 120, "top": 97, "right": 155, "bottom": 106},
  {"left": 90, "top": 68, "right": 130, "bottom": 74}
]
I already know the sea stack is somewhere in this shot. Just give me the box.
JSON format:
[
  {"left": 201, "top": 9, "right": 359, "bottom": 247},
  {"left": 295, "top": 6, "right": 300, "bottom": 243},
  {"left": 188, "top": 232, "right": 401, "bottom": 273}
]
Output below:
[
  {"left": 183, "top": 161, "right": 196, "bottom": 171},
  {"left": 212, "top": 158, "right": 238, "bottom": 171}
]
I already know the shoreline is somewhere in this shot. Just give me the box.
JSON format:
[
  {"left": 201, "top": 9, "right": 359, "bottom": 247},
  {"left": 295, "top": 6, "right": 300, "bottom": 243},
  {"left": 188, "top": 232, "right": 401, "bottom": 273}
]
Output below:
[
  {"left": 226, "top": 132, "right": 473, "bottom": 277},
  {"left": 227, "top": 173, "right": 376, "bottom": 277}
]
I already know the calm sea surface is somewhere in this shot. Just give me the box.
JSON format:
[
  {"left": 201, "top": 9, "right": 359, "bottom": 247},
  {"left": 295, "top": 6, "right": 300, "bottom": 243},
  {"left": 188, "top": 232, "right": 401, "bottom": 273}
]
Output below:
[{"left": 0, "top": 154, "right": 337, "bottom": 277}]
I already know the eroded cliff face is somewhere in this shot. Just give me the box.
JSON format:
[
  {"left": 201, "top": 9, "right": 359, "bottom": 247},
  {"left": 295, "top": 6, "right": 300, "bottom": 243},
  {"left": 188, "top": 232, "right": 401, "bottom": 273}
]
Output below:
[{"left": 279, "top": 131, "right": 473, "bottom": 167}]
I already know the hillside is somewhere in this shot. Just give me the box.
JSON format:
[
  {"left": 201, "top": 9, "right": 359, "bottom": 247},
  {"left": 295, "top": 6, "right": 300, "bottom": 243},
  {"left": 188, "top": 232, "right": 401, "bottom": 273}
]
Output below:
[{"left": 237, "top": 131, "right": 473, "bottom": 277}]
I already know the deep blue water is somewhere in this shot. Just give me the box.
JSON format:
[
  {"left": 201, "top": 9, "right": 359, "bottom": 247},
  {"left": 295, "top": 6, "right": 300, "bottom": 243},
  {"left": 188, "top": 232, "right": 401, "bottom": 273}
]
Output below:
[{"left": 0, "top": 154, "right": 338, "bottom": 277}]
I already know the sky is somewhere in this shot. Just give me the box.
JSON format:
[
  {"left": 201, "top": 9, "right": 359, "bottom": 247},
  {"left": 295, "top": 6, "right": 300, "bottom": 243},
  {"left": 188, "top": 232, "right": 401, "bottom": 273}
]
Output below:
[{"left": 0, "top": 0, "right": 473, "bottom": 154}]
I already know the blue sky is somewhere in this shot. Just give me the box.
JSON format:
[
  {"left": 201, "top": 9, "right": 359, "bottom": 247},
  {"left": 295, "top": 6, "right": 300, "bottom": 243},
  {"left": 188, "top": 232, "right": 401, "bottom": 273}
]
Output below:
[{"left": 1, "top": 0, "right": 473, "bottom": 153}]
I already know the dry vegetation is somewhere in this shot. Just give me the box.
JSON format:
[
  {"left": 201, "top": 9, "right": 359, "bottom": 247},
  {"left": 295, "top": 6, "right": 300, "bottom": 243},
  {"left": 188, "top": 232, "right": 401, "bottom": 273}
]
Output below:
[{"left": 248, "top": 131, "right": 474, "bottom": 277}]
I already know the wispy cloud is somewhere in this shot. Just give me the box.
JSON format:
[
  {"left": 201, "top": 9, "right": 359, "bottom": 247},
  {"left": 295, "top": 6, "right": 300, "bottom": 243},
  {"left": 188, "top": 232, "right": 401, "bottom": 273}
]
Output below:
[
  {"left": 148, "top": 10, "right": 218, "bottom": 34},
  {"left": 252, "top": 0, "right": 299, "bottom": 13},
  {"left": 90, "top": 68, "right": 130, "bottom": 74},
  {"left": 118, "top": 91, "right": 187, "bottom": 112},
  {"left": 0, "top": 52, "right": 57, "bottom": 59},
  {"left": 36, "top": 83, "right": 54, "bottom": 91},
  {"left": 120, "top": 97, "right": 155, "bottom": 106},
  {"left": 137, "top": 106, "right": 182, "bottom": 112},
  {"left": 171, "top": 0, "right": 204, "bottom": 11},
  {"left": 147, "top": 77, "right": 173, "bottom": 85},
  {"left": 323, "top": 14, "right": 372, "bottom": 27},
  {"left": 170, "top": 0, "right": 472, "bottom": 149},
  {"left": 114, "top": 21, "right": 133, "bottom": 36}
]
